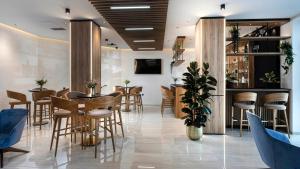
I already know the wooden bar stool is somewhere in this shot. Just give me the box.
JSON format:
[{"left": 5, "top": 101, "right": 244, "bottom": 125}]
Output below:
[
  {"left": 160, "top": 86, "right": 175, "bottom": 117},
  {"left": 108, "top": 92, "right": 125, "bottom": 137},
  {"left": 6, "top": 90, "right": 31, "bottom": 126},
  {"left": 128, "top": 87, "right": 143, "bottom": 113},
  {"left": 84, "top": 96, "right": 115, "bottom": 158},
  {"left": 114, "top": 86, "right": 126, "bottom": 105},
  {"left": 32, "top": 90, "right": 56, "bottom": 129},
  {"left": 231, "top": 92, "right": 257, "bottom": 137},
  {"left": 56, "top": 88, "right": 69, "bottom": 99},
  {"left": 50, "top": 96, "right": 85, "bottom": 157},
  {"left": 261, "top": 93, "right": 290, "bottom": 138}
]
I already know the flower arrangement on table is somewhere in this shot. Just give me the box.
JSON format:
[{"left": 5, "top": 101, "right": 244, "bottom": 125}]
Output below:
[
  {"left": 35, "top": 78, "right": 47, "bottom": 90},
  {"left": 86, "top": 80, "right": 98, "bottom": 95},
  {"left": 124, "top": 80, "right": 130, "bottom": 87}
]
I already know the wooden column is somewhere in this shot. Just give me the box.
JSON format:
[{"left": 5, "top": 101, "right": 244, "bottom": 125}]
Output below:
[
  {"left": 70, "top": 20, "right": 101, "bottom": 93},
  {"left": 195, "top": 17, "right": 226, "bottom": 134}
]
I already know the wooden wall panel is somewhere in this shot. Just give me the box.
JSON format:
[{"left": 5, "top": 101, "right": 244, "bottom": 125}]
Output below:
[
  {"left": 70, "top": 21, "right": 101, "bottom": 94},
  {"left": 196, "top": 18, "right": 226, "bottom": 134}
]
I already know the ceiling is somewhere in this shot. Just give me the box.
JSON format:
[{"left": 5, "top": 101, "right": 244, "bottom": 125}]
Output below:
[
  {"left": 1, "top": 0, "right": 300, "bottom": 50},
  {"left": 88, "top": 0, "right": 169, "bottom": 51}
]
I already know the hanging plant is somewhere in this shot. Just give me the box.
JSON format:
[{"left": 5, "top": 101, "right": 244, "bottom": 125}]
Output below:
[
  {"left": 229, "top": 26, "right": 240, "bottom": 53},
  {"left": 280, "top": 41, "right": 294, "bottom": 75}
]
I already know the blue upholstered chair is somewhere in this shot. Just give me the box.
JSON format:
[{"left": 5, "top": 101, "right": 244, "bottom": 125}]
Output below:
[
  {"left": 0, "top": 108, "right": 29, "bottom": 168},
  {"left": 247, "top": 112, "right": 300, "bottom": 169}
]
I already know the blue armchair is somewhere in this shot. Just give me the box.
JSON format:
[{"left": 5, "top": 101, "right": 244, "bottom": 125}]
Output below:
[
  {"left": 0, "top": 109, "right": 29, "bottom": 168},
  {"left": 247, "top": 112, "right": 300, "bottom": 169}
]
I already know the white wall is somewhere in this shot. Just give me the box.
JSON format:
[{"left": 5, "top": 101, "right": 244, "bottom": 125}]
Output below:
[{"left": 0, "top": 23, "right": 69, "bottom": 109}]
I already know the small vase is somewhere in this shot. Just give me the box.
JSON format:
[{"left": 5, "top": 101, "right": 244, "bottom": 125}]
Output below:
[
  {"left": 40, "top": 86, "right": 43, "bottom": 91},
  {"left": 186, "top": 126, "right": 203, "bottom": 141},
  {"left": 91, "top": 87, "right": 96, "bottom": 96}
]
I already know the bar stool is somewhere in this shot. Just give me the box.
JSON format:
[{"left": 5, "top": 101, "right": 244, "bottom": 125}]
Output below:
[
  {"left": 107, "top": 92, "right": 125, "bottom": 137},
  {"left": 6, "top": 90, "right": 31, "bottom": 126},
  {"left": 114, "top": 86, "right": 126, "bottom": 105},
  {"left": 32, "top": 90, "right": 56, "bottom": 129},
  {"left": 84, "top": 96, "right": 115, "bottom": 158},
  {"left": 160, "top": 86, "right": 175, "bottom": 117},
  {"left": 56, "top": 88, "right": 69, "bottom": 99},
  {"left": 128, "top": 87, "right": 143, "bottom": 113},
  {"left": 261, "top": 93, "right": 290, "bottom": 138},
  {"left": 231, "top": 92, "right": 257, "bottom": 137},
  {"left": 50, "top": 96, "right": 84, "bottom": 157}
]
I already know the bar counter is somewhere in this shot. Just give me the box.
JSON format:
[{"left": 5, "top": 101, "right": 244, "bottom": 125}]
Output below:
[{"left": 226, "top": 88, "right": 291, "bottom": 128}]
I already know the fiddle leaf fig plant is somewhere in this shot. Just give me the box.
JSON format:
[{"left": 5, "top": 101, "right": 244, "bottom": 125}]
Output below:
[
  {"left": 181, "top": 62, "right": 217, "bottom": 128},
  {"left": 280, "top": 41, "right": 294, "bottom": 75}
]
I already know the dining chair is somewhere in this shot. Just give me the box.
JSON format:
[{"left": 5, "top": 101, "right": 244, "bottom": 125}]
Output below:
[
  {"left": 160, "top": 86, "right": 175, "bottom": 117},
  {"left": 50, "top": 96, "right": 85, "bottom": 157},
  {"left": 107, "top": 92, "right": 125, "bottom": 137},
  {"left": 231, "top": 92, "right": 257, "bottom": 137},
  {"left": 114, "top": 86, "right": 126, "bottom": 105},
  {"left": 56, "top": 88, "right": 69, "bottom": 99},
  {"left": 6, "top": 90, "right": 31, "bottom": 126},
  {"left": 32, "top": 90, "right": 56, "bottom": 129},
  {"left": 261, "top": 93, "right": 290, "bottom": 138},
  {"left": 84, "top": 96, "right": 115, "bottom": 158}
]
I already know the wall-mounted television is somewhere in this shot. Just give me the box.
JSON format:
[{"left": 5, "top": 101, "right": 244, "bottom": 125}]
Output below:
[{"left": 134, "top": 59, "right": 161, "bottom": 74}]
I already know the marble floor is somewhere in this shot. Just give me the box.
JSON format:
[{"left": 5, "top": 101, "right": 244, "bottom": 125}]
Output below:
[{"left": 3, "top": 106, "right": 298, "bottom": 169}]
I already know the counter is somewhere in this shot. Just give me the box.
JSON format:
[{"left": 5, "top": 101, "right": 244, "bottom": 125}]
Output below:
[
  {"left": 226, "top": 88, "right": 291, "bottom": 128},
  {"left": 170, "top": 84, "right": 186, "bottom": 118}
]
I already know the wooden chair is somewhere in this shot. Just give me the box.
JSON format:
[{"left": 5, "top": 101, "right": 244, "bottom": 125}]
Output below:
[
  {"left": 160, "top": 86, "right": 175, "bottom": 117},
  {"left": 6, "top": 90, "right": 31, "bottom": 126},
  {"left": 114, "top": 86, "right": 126, "bottom": 105},
  {"left": 128, "top": 87, "right": 143, "bottom": 113},
  {"left": 56, "top": 88, "right": 69, "bottom": 99},
  {"left": 32, "top": 90, "right": 56, "bottom": 129},
  {"left": 107, "top": 92, "right": 125, "bottom": 137},
  {"left": 136, "top": 86, "right": 144, "bottom": 112},
  {"left": 231, "top": 92, "right": 257, "bottom": 137},
  {"left": 261, "top": 93, "right": 290, "bottom": 138},
  {"left": 50, "top": 96, "right": 84, "bottom": 157},
  {"left": 84, "top": 96, "right": 115, "bottom": 158}
]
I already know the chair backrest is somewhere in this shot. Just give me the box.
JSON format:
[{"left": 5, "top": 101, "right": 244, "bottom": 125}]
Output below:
[
  {"left": 51, "top": 96, "right": 78, "bottom": 115},
  {"left": 160, "top": 86, "right": 174, "bottom": 99},
  {"left": 85, "top": 96, "right": 114, "bottom": 112},
  {"left": 233, "top": 92, "right": 257, "bottom": 104},
  {"left": 129, "top": 87, "right": 140, "bottom": 95},
  {"left": 32, "top": 90, "right": 56, "bottom": 101},
  {"left": 107, "top": 92, "right": 123, "bottom": 108},
  {"left": 246, "top": 112, "right": 275, "bottom": 168},
  {"left": 263, "top": 93, "right": 289, "bottom": 104},
  {"left": 114, "top": 86, "right": 125, "bottom": 95},
  {"left": 56, "top": 88, "right": 70, "bottom": 98},
  {"left": 65, "top": 91, "right": 86, "bottom": 100},
  {"left": 7, "top": 90, "right": 27, "bottom": 102}
]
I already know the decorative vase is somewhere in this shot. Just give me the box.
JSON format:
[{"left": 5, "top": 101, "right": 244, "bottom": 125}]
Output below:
[
  {"left": 40, "top": 85, "right": 43, "bottom": 91},
  {"left": 91, "top": 87, "right": 96, "bottom": 96},
  {"left": 186, "top": 126, "right": 203, "bottom": 141}
]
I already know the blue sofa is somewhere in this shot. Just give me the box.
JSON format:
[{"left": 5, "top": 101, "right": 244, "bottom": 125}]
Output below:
[
  {"left": 0, "top": 109, "right": 28, "bottom": 168},
  {"left": 247, "top": 112, "right": 300, "bottom": 169}
]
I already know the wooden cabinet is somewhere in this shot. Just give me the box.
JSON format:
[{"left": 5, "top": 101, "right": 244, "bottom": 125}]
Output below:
[{"left": 170, "top": 84, "right": 186, "bottom": 118}]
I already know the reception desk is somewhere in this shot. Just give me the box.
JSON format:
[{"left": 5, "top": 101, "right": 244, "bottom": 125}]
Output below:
[
  {"left": 226, "top": 88, "right": 291, "bottom": 128},
  {"left": 170, "top": 84, "right": 186, "bottom": 118}
]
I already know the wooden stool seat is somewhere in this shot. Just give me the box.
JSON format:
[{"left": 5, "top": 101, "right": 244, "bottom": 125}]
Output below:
[
  {"left": 87, "top": 109, "right": 112, "bottom": 117},
  {"left": 264, "top": 103, "right": 286, "bottom": 110},
  {"left": 35, "top": 100, "right": 51, "bottom": 104},
  {"left": 9, "top": 100, "right": 31, "bottom": 105},
  {"left": 53, "top": 110, "right": 71, "bottom": 117},
  {"left": 233, "top": 103, "right": 255, "bottom": 110}
]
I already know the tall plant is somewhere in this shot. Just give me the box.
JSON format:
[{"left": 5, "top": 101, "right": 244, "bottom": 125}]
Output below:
[{"left": 181, "top": 62, "right": 217, "bottom": 128}]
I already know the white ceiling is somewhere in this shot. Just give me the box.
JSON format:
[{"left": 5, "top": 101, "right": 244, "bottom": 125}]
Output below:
[{"left": 1, "top": 0, "right": 300, "bottom": 49}]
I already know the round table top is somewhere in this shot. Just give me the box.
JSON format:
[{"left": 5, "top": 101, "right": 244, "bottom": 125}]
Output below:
[
  {"left": 28, "top": 88, "right": 48, "bottom": 92},
  {"left": 75, "top": 93, "right": 104, "bottom": 99}
]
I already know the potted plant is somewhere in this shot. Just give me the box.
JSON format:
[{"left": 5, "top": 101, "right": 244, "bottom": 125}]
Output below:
[
  {"left": 226, "top": 71, "right": 237, "bottom": 88},
  {"left": 229, "top": 26, "right": 240, "bottom": 53},
  {"left": 124, "top": 80, "right": 130, "bottom": 87},
  {"left": 280, "top": 41, "right": 294, "bottom": 75},
  {"left": 259, "top": 71, "right": 280, "bottom": 88},
  {"left": 36, "top": 78, "right": 47, "bottom": 91},
  {"left": 86, "top": 80, "right": 98, "bottom": 96},
  {"left": 181, "top": 62, "right": 217, "bottom": 140}
]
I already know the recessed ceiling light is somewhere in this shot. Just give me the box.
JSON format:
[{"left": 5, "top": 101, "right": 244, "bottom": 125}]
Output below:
[
  {"left": 133, "top": 40, "right": 155, "bottom": 43},
  {"left": 125, "top": 27, "right": 154, "bottom": 31},
  {"left": 138, "top": 47, "right": 156, "bottom": 50},
  {"left": 110, "top": 5, "right": 150, "bottom": 10}
]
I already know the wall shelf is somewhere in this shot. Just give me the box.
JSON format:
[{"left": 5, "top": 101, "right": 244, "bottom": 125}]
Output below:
[
  {"left": 173, "top": 60, "right": 185, "bottom": 66},
  {"left": 171, "top": 36, "right": 186, "bottom": 66},
  {"left": 226, "top": 36, "right": 291, "bottom": 42},
  {"left": 226, "top": 52, "right": 283, "bottom": 56}
]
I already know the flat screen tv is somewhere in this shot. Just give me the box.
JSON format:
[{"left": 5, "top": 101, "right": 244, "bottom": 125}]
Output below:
[{"left": 134, "top": 59, "right": 161, "bottom": 74}]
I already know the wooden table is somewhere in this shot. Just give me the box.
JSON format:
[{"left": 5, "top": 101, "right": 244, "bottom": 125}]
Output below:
[{"left": 123, "top": 86, "right": 134, "bottom": 112}]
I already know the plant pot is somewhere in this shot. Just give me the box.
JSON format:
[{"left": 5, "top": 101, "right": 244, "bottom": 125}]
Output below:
[
  {"left": 40, "top": 86, "right": 43, "bottom": 91},
  {"left": 90, "top": 87, "right": 96, "bottom": 96},
  {"left": 186, "top": 126, "right": 203, "bottom": 141}
]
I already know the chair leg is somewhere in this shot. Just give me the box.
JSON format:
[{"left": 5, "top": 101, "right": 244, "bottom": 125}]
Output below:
[
  {"left": 50, "top": 117, "right": 58, "bottom": 150},
  {"left": 28, "top": 103, "right": 31, "bottom": 126},
  {"left": 0, "top": 149, "right": 3, "bottom": 168},
  {"left": 118, "top": 109, "right": 125, "bottom": 138},
  {"left": 109, "top": 117, "right": 115, "bottom": 152},
  {"left": 54, "top": 118, "right": 62, "bottom": 157},
  {"left": 161, "top": 100, "right": 164, "bottom": 117},
  {"left": 231, "top": 106, "right": 234, "bottom": 130},
  {"left": 104, "top": 117, "right": 107, "bottom": 144},
  {"left": 113, "top": 110, "right": 117, "bottom": 135},
  {"left": 33, "top": 104, "right": 37, "bottom": 124},
  {"left": 283, "top": 110, "right": 290, "bottom": 138},
  {"left": 65, "top": 117, "right": 69, "bottom": 136},
  {"left": 273, "top": 109, "right": 277, "bottom": 131},
  {"left": 94, "top": 118, "right": 99, "bottom": 158},
  {"left": 39, "top": 105, "right": 43, "bottom": 130},
  {"left": 240, "top": 109, "right": 243, "bottom": 137}
]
